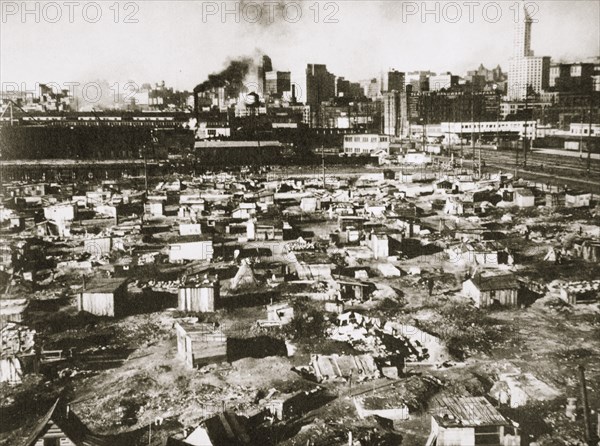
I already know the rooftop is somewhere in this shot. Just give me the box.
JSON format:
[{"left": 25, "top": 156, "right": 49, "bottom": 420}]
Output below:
[
  {"left": 432, "top": 395, "right": 509, "bottom": 428},
  {"left": 194, "top": 141, "right": 283, "bottom": 149},
  {"left": 469, "top": 273, "right": 519, "bottom": 291},
  {"left": 82, "top": 278, "right": 128, "bottom": 294}
]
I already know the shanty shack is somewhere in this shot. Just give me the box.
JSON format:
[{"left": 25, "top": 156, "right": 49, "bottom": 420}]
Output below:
[
  {"left": 168, "top": 240, "right": 214, "bottom": 263},
  {"left": 300, "top": 354, "right": 380, "bottom": 383},
  {"left": 266, "top": 387, "right": 331, "bottom": 421},
  {"left": 572, "top": 239, "right": 600, "bottom": 262},
  {"left": 490, "top": 372, "right": 560, "bottom": 408},
  {"left": 178, "top": 279, "right": 220, "bottom": 313},
  {"left": 447, "top": 242, "right": 513, "bottom": 266},
  {"left": 426, "top": 396, "right": 516, "bottom": 446},
  {"left": 559, "top": 280, "right": 600, "bottom": 305},
  {"left": 177, "top": 411, "right": 251, "bottom": 446},
  {"left": 370, "top": 233, "right": 389, "bottom": 259},
  {"left": 174, "top": 321, "right": 227, "bottom": 368},
  {"left": 78, "top": 278, "right": 128, "bottom": 317},
  {"left": 462, "top": 273, "right": 519, "bottom": 308},
  {"left": 565, "top": 191, "right": 591, "bottom": 208},
  {"left": 24, "top": 398, "right": 133, "bottom": 446},
  {"left": 83, "top": 237, "right": 112, "bottom": 257},
  {"left": 0, "top": 322, "right": 36, "bottom": 384},
  {"left": 0, "top": 298, "right": 28, "bottom": 326},
  {"left": 258, "top": 303, "right": 294, "bottom": 327},
  {"left": 513, "top": 188, "right": 535, "bottom": 208}
]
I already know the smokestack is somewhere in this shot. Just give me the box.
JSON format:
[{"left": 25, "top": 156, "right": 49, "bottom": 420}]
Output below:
[
  {"left": 193, "top": 90, "right": 199, "bottom": 118},
  {"left": 291, "top": 84, "right": 297, "bottom": 104}
]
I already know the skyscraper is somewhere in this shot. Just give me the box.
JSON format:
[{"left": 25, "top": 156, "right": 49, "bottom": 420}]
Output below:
[
  {"left": 508, "top": 3, "right": 550, "bottom": 100},
  {"left": 513, "top": 6, "right": 533, "bottom": 58},
  {"left": 387, "top": 70, "right": 405, "bottom": 93},
  {"left": 259, "top": 55, "right": 273, "bottom": 96},
  {"left": 306, "top": 64, "right": 336, "bottom": 107},
  {"left": 265, "top": 71, "right": 291, "bottom": 98},
  {"left": 383, "top": 91, "right": 408, "bottom": 136}
]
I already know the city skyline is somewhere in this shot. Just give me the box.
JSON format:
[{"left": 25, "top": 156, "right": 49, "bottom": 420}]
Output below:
[{"left": 1, "top": 0, "right": 599, "bottom": 97}]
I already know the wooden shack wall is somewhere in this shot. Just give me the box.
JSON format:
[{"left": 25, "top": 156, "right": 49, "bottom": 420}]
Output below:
[
  {"left": 79, "top": 292, "right": 115, "bottom": 317},
  {"left": 178, "top": 287, "right": 216, "bottom": 313},
  {"left": 481, "top": 289, "right": 518, "bottom": 307}
]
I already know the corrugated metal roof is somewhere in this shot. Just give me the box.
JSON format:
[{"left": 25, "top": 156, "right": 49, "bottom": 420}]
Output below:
[{"left": 432, "top": 395, "right": 508, "bottom": 427}]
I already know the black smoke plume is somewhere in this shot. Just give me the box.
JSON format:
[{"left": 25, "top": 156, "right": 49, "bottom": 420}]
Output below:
[{"left": 194, "top": 58, "right": 254, "bottom": 93}]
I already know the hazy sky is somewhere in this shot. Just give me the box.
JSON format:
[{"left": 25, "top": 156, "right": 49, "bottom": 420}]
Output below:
[{"left": 1, "top": 0, "right": 599, "bottom": 98}]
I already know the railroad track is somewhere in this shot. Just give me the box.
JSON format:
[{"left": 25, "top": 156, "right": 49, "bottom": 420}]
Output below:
[
  {"left": 455, "top": 148, "right": 600, "bottom": 174},
  {"left": 440, "top": 149, "right": 600, "bottom": 190}
]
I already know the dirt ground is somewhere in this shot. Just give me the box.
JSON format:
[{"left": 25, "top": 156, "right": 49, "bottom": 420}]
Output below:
[{"left": 2, "top": 203, "right": 600, "bottom": 445}]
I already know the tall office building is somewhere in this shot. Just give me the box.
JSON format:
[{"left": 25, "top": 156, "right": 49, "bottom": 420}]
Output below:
[
  {"left": 337, "top": 77, "right": 364, "bottom": 100},
  {"left": 383, "top": 92, "right": 399, "bottom": 136},
  {"left": 259, "top": 55, "right": 273, "bottom": 95},
  {"left": 387, "top": 70, "right": 405, "bottom": 93},
  {"left": 508, "top": 3, "right": 550, "bottom": 100},
  {"left": 306, "top": 64, "right": 336, "bottom": 107},
  {"left": 361, "top": 78, "right": 382, "bottom": 99},
  {"left": 383, "top": 91, "right": 408, "bottom": 136},
  {"left": 265, "top": 71, "right": 291, "bottom": 98},
  {"left": 513, "top": 6, "right": 533, "bottom": 58}
]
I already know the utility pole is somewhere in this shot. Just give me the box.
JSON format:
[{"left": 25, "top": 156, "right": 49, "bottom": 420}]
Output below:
[
  {"left": 322, "top": 144, "right": 325, "bottom": 189},
  {"left": 515, "top": 129, "right": 519, "bottom": 179},
  {"left": 587, "top": 90, "right": 594, "bottom": 175},
  {"left": 478, "top": 92, "right": 483, "bottom": 179},
  {"left": 422, "top": 96, "right": 427, "bottom": 152},
  {"left": 458, "top": 93, "right": 464, "bottom": 159},
  {"left": 470, "top": 89, "right": 475, "bottom": 165},
  {"left": 579, "top": 106, "right": 584, "bottom": 158},
  {"left": 523, "top": 86, "right": 529, "bottom": 169},
  {"left": 143, "top": 144, "right": 148, "bottom": 197},
  {"left": 578, "top": 365, "right": 598, "bottom": 446},
  {"left": 478, "top": 142, "right": 482, "bottom": 180}
]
